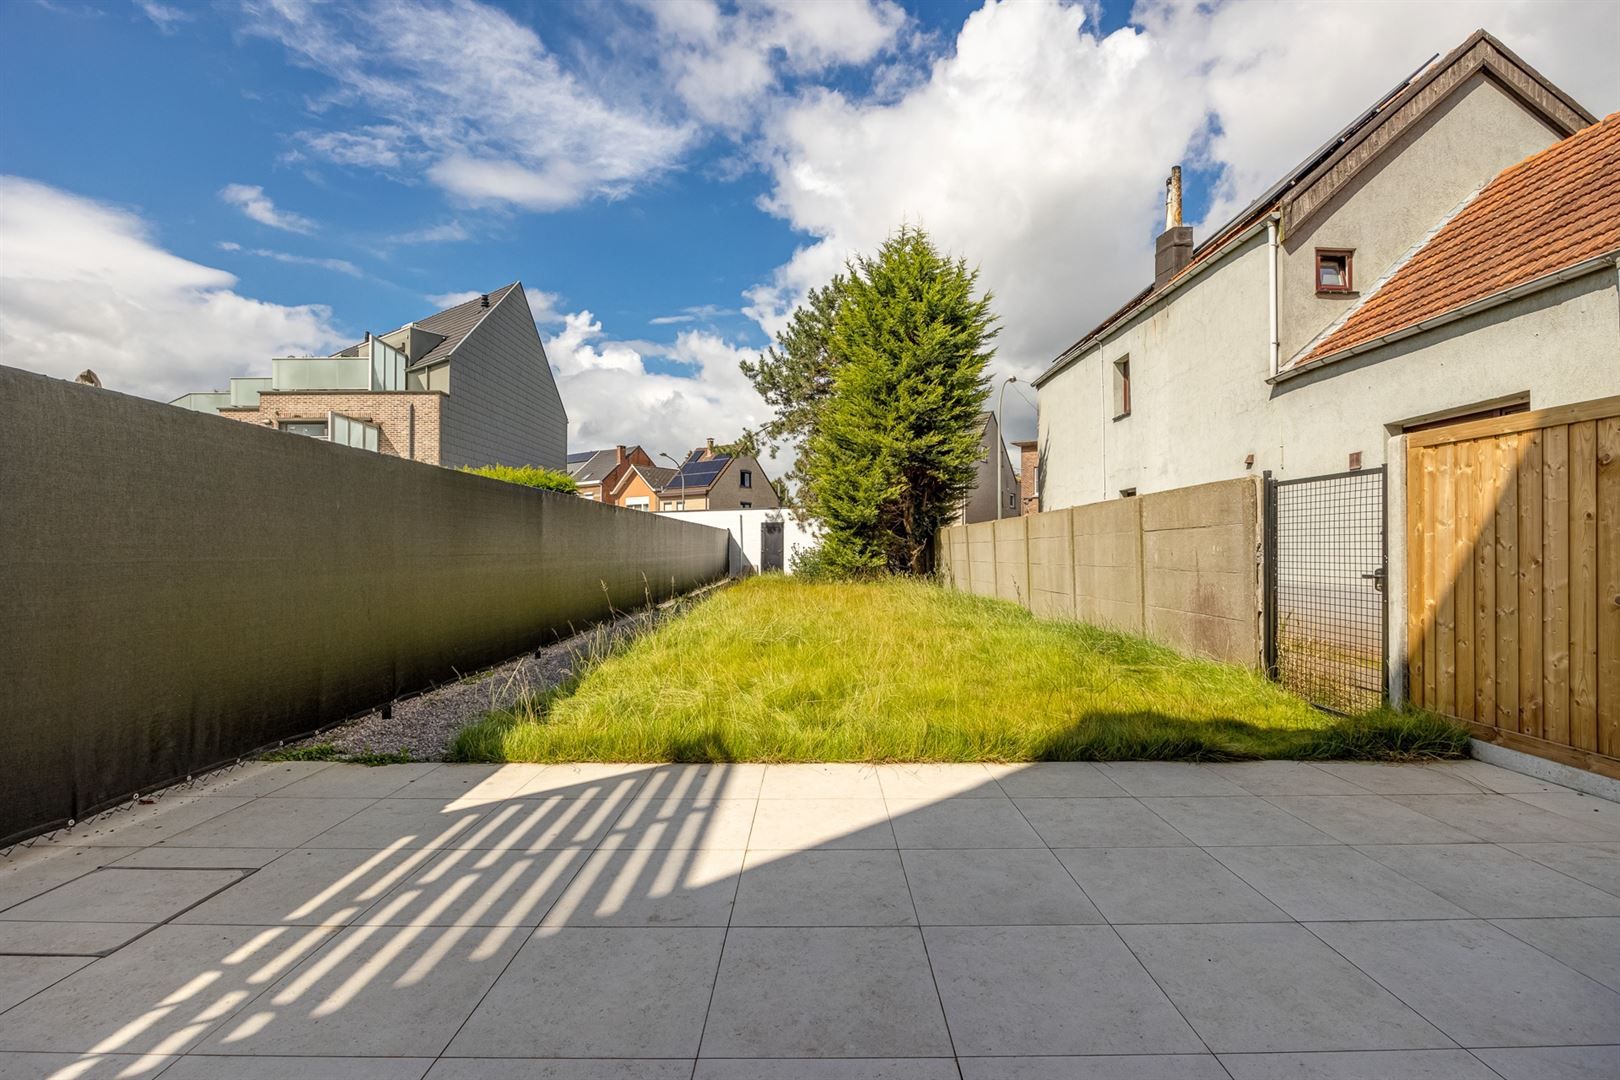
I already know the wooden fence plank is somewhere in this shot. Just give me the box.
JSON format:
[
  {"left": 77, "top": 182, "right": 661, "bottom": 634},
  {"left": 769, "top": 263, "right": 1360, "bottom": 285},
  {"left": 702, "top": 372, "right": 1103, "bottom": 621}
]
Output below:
[
  {"left": 1455, "top": 440, "right": 1477, "bottom": 720},
  {"left": 1473, "top": 437, "right": 1496, "bottom": 725},
  {"left": 1495, "top": 435, "right": 1520, "bottom": 733},
  {"left": 1435, "top": 443, "right": 1458, "bottom": 718},
  {"left": 1408, "top": 442, "right": 1431, "bottom": 709},
  {"left": 1542, "top": 426, "right": 1571, "bottom": 748},
  {"left": 1598, "top": 418, "right": 1620, "bottom": 757},
  {"left": 1518, "top": 429, "right": 1544, "bottom": 738},
  {"left": 1569, "top": 421, "right": 1597, "bottom": 750}
]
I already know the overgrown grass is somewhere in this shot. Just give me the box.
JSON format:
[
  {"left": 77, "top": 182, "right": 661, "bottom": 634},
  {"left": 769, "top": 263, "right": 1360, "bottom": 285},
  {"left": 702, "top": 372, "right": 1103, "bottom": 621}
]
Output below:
[
  {"left": 451, "top": 576, "right": 1467, "bottom": 764},
  {"left": 261, "top": 743, "right": 415, "bottom": 765}
]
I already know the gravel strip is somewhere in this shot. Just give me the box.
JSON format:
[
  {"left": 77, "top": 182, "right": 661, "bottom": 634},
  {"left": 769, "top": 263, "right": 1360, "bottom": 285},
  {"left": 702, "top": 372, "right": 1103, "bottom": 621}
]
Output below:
[{"left": 277, "top": 585, "right": 721, "bottom": 761}]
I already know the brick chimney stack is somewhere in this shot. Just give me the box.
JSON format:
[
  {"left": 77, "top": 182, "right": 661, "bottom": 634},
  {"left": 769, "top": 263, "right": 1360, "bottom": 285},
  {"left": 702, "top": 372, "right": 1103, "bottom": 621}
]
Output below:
[
  {"left": 1154, "top": 165, "right": 1193, "bottom": 290},
  {"left": 615, "top": 445, "right": 627, "bottom": 464}
]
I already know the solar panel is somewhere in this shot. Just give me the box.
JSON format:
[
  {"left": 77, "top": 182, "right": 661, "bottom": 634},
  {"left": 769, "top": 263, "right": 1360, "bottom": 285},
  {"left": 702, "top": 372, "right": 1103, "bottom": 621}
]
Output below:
[{"left": 670, "top": 459, "right": 727, "bottom": 488}]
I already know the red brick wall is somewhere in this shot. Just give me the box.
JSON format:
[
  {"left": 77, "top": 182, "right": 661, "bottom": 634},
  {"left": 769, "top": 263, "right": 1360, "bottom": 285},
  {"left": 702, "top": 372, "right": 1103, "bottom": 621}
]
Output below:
[
  {"left": 1017, "top": 442, "right": 1039, "bottom": 515},
  {"left": 219, "top": 392, "right": 444, "bottom": 464}
]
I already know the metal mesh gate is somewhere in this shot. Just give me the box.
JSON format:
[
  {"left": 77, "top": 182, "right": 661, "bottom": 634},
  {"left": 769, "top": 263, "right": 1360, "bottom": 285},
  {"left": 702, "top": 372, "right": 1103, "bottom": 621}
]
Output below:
[{"left": 1265, "top": 468, "right": 1387, "bottom": 713}]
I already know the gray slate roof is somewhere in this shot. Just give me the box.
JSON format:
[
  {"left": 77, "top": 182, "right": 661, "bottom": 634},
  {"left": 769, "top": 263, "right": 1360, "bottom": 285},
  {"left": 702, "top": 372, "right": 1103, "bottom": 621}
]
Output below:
[
  {"left": 333, "top": 283, "right": 522, "bottom": 369},
  {"left": 568, "top": 448, "right": 621, "bottom": 484}
]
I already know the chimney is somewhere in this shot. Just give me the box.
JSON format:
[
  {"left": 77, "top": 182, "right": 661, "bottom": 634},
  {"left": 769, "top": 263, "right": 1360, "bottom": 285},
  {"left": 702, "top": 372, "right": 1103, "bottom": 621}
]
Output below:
[
  {"left": 615, "top": 445, "right": 627, "bottom": 464},
  {"left": 480, "top": 294, "right": 490, "bottom": 308},
  {"left": 705, "top": 437, "right": 715, "bottom": 458},
  {"left": 1154, "top": 165, "right": 1193, "bottom": 290}
]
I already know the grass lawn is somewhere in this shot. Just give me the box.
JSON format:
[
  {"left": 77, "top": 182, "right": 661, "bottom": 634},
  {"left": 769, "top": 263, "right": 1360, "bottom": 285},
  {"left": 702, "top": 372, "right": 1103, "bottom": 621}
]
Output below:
[{"left": 451, "top": 576, "right": 1467, "bottom": 764}]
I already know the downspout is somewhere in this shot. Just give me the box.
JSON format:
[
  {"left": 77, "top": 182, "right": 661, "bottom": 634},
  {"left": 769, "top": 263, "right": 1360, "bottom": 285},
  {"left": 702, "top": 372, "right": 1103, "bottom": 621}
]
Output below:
[
  {"left": 1267, "top": 213, "right": 1281, "bottom": 378},
  {"left": 407, "top": 402, "right": 415, "bottom": 460}
]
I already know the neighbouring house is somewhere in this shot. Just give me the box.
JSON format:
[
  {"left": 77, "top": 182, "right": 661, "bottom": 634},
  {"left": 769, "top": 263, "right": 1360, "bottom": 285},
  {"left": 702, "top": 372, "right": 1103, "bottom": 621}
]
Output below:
[
  {"left": 1033, "top": 30, "right": 1617, "bottom": 509},
  {"left": 173, "top": 283, "right": 568, "bottom": 470},
  {"left": 1013, "top": 439, "right": 1040, "bottom": 515},
  {"left": 657, "top": 440, "right": 781, "bottom": 511},
  {"left": 568, "top": 445, "right": 657, "bottom": 503},
  {"left": 609, "top": 463, "right": 678, "bottom": 511},
  {"left": 955, "top": 411, "right": 1020, "bottom": 524},
  {"left": 668, "top": 508, "right": 820, "bottom": 575}
]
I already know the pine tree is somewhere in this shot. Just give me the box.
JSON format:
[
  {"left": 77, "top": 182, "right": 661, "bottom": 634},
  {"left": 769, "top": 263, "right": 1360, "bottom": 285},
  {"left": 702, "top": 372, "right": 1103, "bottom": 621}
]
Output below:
[{"left": 807, "top": 226, "right": 996, "bottom": 575}]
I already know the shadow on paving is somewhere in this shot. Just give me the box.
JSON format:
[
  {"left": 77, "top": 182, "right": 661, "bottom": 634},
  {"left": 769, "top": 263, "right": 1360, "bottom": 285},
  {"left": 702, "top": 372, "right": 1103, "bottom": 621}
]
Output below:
[{"left": 0, "top": 759, "right": 1618, "bottom": 1080}]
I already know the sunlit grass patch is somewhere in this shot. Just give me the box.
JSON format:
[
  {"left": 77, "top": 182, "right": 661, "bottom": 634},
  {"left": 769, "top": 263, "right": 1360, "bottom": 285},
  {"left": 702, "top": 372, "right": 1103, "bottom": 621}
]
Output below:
[{"left": 450, "top": 576, "right": 1466, "bottom": 764}]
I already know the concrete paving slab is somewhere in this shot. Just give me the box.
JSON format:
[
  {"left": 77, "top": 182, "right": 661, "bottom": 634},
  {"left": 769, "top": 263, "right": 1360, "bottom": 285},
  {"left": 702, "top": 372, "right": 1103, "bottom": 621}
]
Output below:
[
  {"left": 186, "top": 762, "right": 337, "bottom": 798},
  {"left": 901, "top": 849, "right": 1101, "bottom": 926},
  {"left": 1096, "top": 762, "right": 1249, "bottom": 797},
  {"left": 386, "top": 764, "right": 550, "bottom": 804},
  {"left": 886, "top": 799, "right": 1045, "bottom": 849},
  {"left": 272, "top": 764, "right": 444, "bottom": 800},
  {"left": 109, "top": 847, "right": 289, "bottom": 869},
  {"left": 759, "top": 764, "right": 885, "bottom": 800},
  {"left": 1489, "top": 917, "right": 1620, "bottom": 992},
  {"left": 1261, "top": 796, "right": 1477, "bottom": 845},
  {"left": 1505, "top": 790, "right": 1620, "bottom": 833},
  {"left": 1014, "top": 798, "right": 1190, "bottom": 848},
  {"left": 163, "top": 1055, "right": 434, "bottom": 1079},
  {"left": 0, "top": 848, "right": 141, "bottom": 911},
  {"left": 957, "top": 1056, "right": 1227, "bottom": 1080},
  {"left": 731, "top": 850, "right": 915, "bottom": 927},
  {"left": 0, "top": 922, "right": 153, "bottom": 956},
  {"left": 161, "top": 798, "right": 376, "bottom": 849},
  {"left": 747, "top": 799, "right": 892, "bottom": 850},
  {"left": 1308, "top": 919, "right": 1620, "bottom": 1047},
  {"left": 1201, "top": 762, "right": 1371, "bottom": 796},
  {"left": 176, "top": 849, "right": 438, "bottom": 927},
  {"left": 600, "top": 798, "right": 757, "bottom": 850},
  {"left": 985, "top": 763, "right": 1128, "bottom": 798},
  {"left": 1387, "top": 794, "right": 1617, "bottom": 843},
  {"left": 696, "top": 1060, "right": 958, "bottom": 1079},
  {"left": 1207, "top": 846, "right": 1471, "bottom": 921},
  {"left": 298, "top": 799, "right": 490, "bottom": 851},
  {"left": 1356, "top": 844, "right": 1620, "bottom": 918},
  {"left": 925, "top": 924, "right": 1203, "bottom": 1056},
  {"left": 1117, "top": 923, "right": 1450, "bottom": 1053},
  {"left": 540, "top": 847, "right": 740, "bottom": 927},
  {"left": 54, "top": 797, "right": 255, "bottom": 848},
  {"left": 1056, "top": 847, "right": 1287, "bottom": 924},
  {"left": 1504, "top": 841, "right": 1620, "bottom": 895},
  {"left": 0, "top": 956, "right": 90, "bottom": 1012},
  {"left": 447, "top": 927, "right": 724, "bottom": 1058},
  {"left": 1, "top": 868, "right": 246, "bottom": 924},
  {"left": 0, "top": 1053, "right": 175, "bottom": 1079},
  {"left": 513, "top": 764, "right": 657, "bottom": 800},
  {"left": 1424, "top": 760, "right": 1568, "bottom": 793},
  {"left": 702, "top": 927, "right": 951, "bottom": 1058},
  {"left": 1470, "top": 1045, "right": 1620, "bottom": 1079},
  {"left": 197, "top": 922, "right": 525, "bottom": 1058},
  {"left": 640, "top": 764, "right": 766, "bottom": 802},
  {"left": 874, "top": 765, "right": 1003, "bottom": 800},
  {"left": 1142, "top": 797, "right": 1336, "bottom": 847},
  {"left": 1309, "top": 763, "right": 1478, "bottom": 795},
  {"left": 370, "top": 847, "right": 591, "bottom": 928},
  {"left": 431, "top": 1062, "right": 692, "bottom": 1080},
  {"left": 0, "top": 923, "right": 336, "bottom": 1054},
  {"left": 1218, "top": 1049, "right": 1500, "bottom": 1079}
]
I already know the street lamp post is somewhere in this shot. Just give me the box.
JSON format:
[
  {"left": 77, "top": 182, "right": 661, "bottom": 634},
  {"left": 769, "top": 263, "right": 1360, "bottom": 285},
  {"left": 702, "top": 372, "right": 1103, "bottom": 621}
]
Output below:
[
  {"left": 997, "top": 375, "right": 1017, "bottom": 520},
  {"left": 659, "top": 452, "right": 683, "bottom": 508}
]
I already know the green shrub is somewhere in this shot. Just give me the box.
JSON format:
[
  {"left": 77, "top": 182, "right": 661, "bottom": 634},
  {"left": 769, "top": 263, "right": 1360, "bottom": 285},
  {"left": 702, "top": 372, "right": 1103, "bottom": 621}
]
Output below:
[{"left": 461, "top": 464, "right": 577, "bottom": 493}]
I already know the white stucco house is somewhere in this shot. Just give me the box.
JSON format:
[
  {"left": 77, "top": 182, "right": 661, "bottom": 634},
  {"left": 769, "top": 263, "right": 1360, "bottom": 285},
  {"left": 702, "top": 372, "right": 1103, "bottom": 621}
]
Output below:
[{"left": 1033, "top": 30, "right": 1619, "bottom": 509}]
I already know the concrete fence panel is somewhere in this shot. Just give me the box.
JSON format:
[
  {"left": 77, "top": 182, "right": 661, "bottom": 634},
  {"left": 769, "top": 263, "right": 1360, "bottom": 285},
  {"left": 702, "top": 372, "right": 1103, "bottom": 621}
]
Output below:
[
  {"left": 937, "top": 477, "right": 1263, "bottom": 667},
  {"left": 0, "top": 367, "right": 728, "bottom": 845}
]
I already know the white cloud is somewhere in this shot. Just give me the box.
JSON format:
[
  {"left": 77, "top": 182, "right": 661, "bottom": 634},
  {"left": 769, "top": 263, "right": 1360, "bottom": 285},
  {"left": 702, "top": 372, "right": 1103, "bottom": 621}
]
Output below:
[
  {"left": 648, "top": 303, "right": 735, "bottom": 325},
  {"left": 426, "top": 290, "right": 483, "bottom": 309},
  {"left": 526, "top": 289, "right": 564, "bottom": 324},
  {"left": 0, "top": 176, "right": 345, "bottom": 402},
  {"left": 216, "top": 241, "right": 362, "bottom": 277},
  {"left": 135, "top": 0, "right": 191, "bottom": 34},
  {"left": 544, "top": 309, "right": 768, "bottom": 457},
  {"left": 219, "top": 182, "right": 316, "bottom": 234},
  {"left": 243, "top": 0, "right": 694, "bottom": 210},
  {"left": 746, "top": 0, "right": 1620, "bottom": 448}
]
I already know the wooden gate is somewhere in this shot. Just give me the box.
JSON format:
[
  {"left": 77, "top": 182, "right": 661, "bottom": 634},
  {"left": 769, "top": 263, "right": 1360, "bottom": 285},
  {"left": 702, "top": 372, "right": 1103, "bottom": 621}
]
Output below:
[{"left": 1405, "top": 396, "right": 1620, "bottom": 777}]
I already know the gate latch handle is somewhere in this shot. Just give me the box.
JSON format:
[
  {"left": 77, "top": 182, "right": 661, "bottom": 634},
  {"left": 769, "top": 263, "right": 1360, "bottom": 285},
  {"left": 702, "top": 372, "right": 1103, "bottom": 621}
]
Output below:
[{"left": 1361, "top": 566, "right": 1386, "bottom": 592}]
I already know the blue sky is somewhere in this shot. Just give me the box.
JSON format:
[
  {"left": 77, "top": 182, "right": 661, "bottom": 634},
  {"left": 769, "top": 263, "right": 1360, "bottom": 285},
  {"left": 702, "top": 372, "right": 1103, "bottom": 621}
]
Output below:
[{"left": 2, "top": 0, "right": 1615, "bottom": 458}]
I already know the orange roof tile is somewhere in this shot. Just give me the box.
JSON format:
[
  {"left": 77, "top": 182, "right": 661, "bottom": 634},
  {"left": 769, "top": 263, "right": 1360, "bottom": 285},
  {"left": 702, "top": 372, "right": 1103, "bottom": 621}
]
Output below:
[{"left": 1299, "top": 113, "right": 1620, "bottom": 365}]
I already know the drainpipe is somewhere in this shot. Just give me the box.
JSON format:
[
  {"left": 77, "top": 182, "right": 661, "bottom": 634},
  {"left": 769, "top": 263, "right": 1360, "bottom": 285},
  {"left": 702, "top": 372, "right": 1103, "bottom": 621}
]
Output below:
[
  {"left": 407, "top": 403, "right": 415, "bottom": 460},
  {"left": 1266, "top": 213, "right": 1281, "bottom": 378}
]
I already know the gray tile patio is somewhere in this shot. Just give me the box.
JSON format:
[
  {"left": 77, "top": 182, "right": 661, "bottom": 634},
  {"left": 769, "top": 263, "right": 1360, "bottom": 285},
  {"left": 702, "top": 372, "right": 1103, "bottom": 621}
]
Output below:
[{"left": 1, "top": 760, "right": 1617, "bottom": 1078}]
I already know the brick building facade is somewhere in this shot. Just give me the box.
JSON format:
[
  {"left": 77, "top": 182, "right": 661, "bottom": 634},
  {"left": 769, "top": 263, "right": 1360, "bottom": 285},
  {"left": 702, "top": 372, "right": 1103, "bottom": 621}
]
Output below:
[{"left": 220, "top": 392, "right": 445, "bottom": 464}]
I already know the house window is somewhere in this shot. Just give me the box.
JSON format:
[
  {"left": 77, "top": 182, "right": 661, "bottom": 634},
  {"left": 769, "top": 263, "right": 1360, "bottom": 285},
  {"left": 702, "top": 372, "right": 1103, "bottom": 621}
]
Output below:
[
  {"left": 1316, "top": 249, "right": 1353, "bottom": 294},
  {"left": 1119, "top": 487, "right": 1138, "bottom": 498},
  {"left": 1112, "top": 356, "right": 1131, "bottom": 419},
  {"left": 740, "top": 469, "right": 752, "bottom": 488},
  {"left": 626, "top": 496, "right": 650, "bottom": 510},
  {"left": 740, "top": 501, "right": 752, "bottom": 509},
  {"left": 278, "top": 420, "right": 328, "bottom": 439}
]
